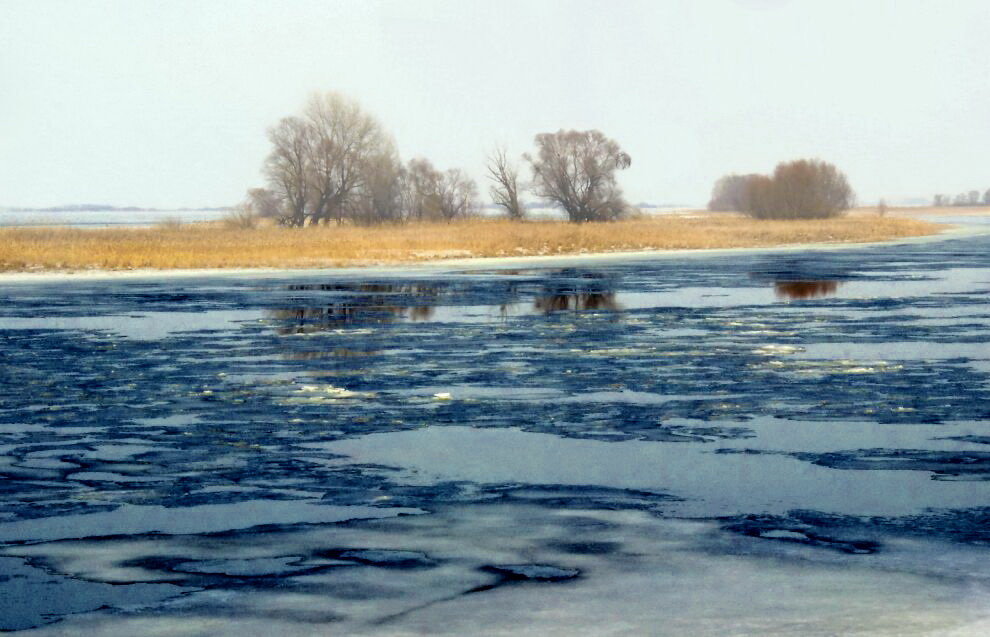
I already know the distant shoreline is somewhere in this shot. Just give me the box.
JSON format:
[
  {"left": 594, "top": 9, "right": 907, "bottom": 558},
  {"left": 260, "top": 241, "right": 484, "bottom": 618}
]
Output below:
[{"left": 0, "top": 206, "right": 232, "bottom": 214}]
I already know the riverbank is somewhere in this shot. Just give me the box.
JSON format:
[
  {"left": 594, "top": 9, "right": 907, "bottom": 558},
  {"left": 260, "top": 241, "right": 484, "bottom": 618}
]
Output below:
[{"left": 0, "top": 212, "right": 945, "bottom": 275}]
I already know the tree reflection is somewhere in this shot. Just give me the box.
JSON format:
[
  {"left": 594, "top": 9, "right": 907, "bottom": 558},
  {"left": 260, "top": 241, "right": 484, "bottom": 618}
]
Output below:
[
  {"left": 271, "top": 283, "right": 440, "bottom": 333},
  {"left": 269, "top": 274, "right": 622, "bottom": 334},
  {"left": 774, "top": 281, "right": 840, "bottom": 300},
  {"left": 533, "top": 273, "right": 621, "bottom": 314},
  {"left": 533, "top": 291, "right": 621, "bottom": 313}
]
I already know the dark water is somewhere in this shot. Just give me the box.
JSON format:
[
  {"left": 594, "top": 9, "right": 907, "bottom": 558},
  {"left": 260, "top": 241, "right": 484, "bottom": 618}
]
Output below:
[{"left": 3, "top": 232, "right": 990, "bottom": 634}]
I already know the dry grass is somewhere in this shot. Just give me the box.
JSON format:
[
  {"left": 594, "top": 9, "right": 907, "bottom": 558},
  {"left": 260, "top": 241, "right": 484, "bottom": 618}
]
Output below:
[{"left": 0, "top": 212, "right": 944, "bottom": 272}]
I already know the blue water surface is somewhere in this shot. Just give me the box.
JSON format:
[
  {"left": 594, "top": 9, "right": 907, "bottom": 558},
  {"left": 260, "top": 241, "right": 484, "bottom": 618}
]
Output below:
[{"left": 3, "top": 230, "right": 990, "bottom": 634}]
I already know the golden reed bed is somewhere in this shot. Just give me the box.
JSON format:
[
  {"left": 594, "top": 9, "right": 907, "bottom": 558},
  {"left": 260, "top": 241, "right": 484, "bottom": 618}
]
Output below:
[{"left": 0, "top": 213, "right": 942, "bottom": 272}]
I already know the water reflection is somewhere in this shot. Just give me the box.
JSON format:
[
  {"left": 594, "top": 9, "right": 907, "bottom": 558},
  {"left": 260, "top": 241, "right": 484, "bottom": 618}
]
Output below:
[
  {"left": 774, "top": 281, "right": 841, "bottom": 300},
  {"left": 533, "top": 291, "right": 621, "bottom": 313},
  {"left": 281, "top": 348, "right": 379, "bottom": 360},
  {"left": 286, "top": 283, "right": 440, "bottom": 295},
  {"left": 272, "top": 283, "right": 441, "bottom": 333},
  {"left": 270, "top": 305, "right": 434, "bottom": 333},
  {"left": 271, "top": 274, "right": 622, "bottom": 332},
  {"left": 532, "top": 272, "right": 621, "bottom": 314}
]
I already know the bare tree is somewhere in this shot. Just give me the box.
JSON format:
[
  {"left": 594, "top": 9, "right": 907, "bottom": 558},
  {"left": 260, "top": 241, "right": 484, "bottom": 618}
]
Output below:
[
  {"left": 744, "top": 174, "right": 776, "bottom": 219},
  {"left": 525, "top": 129, "right": 631, "bottom": 222},
  {"left": 246, "top": 187, "right": 283, "bottom": 219},
  {"left": 486, "top": 146, "right": 524, "bottom": 220},
  {"left": 708, "top": 174, "right": 760, "bottom": 212},
  {"left": 349, "top": 144, "right": 406, "bottom": 224},
  {"left": 404, "top": 158, "right": 442, "bottom": 221},
  {"left": 261, "top": 93, "right": 391, "bottom": 227},
  {"left": 984, "top": 189, "right": 990, "bottom": 206},
  {"left": 437, "top": 168, "right": 479, "bottom": 221},
  {"left": 968, "top": 190, "right": 981, "bottom": 206},
  {"left": 735, "top": 159, "right": 853, "bottom": 220},
  {"left": 263, "top": 116, "right": 312, "bottom": 227},
  {"left": 256, "top": 90, "right": 482, "bottom": 226},
  {"left": 303, "top": 92, "right": 389, "bottom": 225}
]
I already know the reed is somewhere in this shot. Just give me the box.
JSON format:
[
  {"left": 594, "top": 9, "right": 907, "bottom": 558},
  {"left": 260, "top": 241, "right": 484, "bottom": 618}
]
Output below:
[{"left": 0, "top": 214, "right": 942, "bottom": 271}]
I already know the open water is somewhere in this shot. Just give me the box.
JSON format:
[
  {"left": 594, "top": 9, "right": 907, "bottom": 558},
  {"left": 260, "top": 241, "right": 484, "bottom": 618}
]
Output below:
[{"left": 2, "top": 227, "right": 990, "bottom": 634}]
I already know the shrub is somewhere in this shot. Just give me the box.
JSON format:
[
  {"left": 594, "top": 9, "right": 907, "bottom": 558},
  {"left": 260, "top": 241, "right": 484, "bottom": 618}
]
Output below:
[
  {"left": 156, "top": 216, "right": 183, "bottom": 230},
  {"left": 222, "top": 206, "right": 260, "bottom": 230},
  {"left": 712, "top": 159, "right": 855, "bottom": 220},
  {"left": 707, "top": 174, "right": 760, "bottom": 212},
  {"left": 764, "top": 159, "right": 854, "bottom": 219}
]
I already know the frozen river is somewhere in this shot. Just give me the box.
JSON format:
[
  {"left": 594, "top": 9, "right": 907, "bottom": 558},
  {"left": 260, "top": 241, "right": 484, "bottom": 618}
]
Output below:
[{"left": 3, "top": 229, "right": 990, "bottom": 634}]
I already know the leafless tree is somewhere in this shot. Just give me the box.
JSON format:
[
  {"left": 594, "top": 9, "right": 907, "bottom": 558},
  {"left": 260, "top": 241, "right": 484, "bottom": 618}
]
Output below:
[
  {"left": 525, "top": 129, "right": 632, "bottom": 222},
  {"left": 744, "top": 174, "right": 776, "bottom": 219},
  {"left": 404, "top": 157, "right": 442, "bottom": 221},
  {"left": 246, "top": 187, "right": 282, "bottom": 219},
  {"left": 877, "top": 198, "right": 888, "bottom": 217},
  {"left": 708, "top": 174, "right": 760, "bottom": 212},
  {"left": 257, "top": 90, "right": 484, "bottom": 226},
  {"left": 731, "top": 159, "right": 854, "bottom": 220},
  {"left": 303, "top": 92, "right": 389, "bottom": 225},
  {"left": 984, "top": 189, "right": 990, "bottom": 206},
  {"left": 437, "top": 168, "right": 479, "bottom": 221},
  {"left": 486, "top": 146, "right": 524, "bottom": 220},
  {"left": 968, "top": 190, "right": 981, "bottom": 206},
  {"left": 261, "top": 92, "right": 391, "bottom": 227},
  {"left": 349, "top": 144, "right": 406, "bottom": 224},
  {"left": 263, "top": 116, "right": 312, "bottom": 227}
]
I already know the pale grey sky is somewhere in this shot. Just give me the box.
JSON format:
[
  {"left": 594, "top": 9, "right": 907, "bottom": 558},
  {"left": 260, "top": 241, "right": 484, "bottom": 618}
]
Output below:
[{"left": 2, "top": 0, "right": 988, "bottom": 208}]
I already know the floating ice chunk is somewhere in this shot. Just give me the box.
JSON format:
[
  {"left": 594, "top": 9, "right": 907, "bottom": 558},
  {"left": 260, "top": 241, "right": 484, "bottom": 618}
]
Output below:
[
  {"left": 337, "top": 549, "right": 435, "bottom": 567},
  {"left": 758, "top": 530, "right": 809, "bottom": 541},
  {"left": 325, "top": 386, "right": 359, "bottom": 397},
  {"left": 584, "top": 347, "right": 646, "bottom": 356},
  {"left": 175, "top": 556, "right": 307, "bottom": 577},
  {"left": 433, "top": 392, "right": 453, "bottom": 400},
  {"left": 484, "top": 563, "right": 580, "bottom": 581},
  {"left": 293, "top": 384, "right": 369, "bottom": 398},
  {"left": 752, "top": 344, "right": 803, "bottom": 356}
]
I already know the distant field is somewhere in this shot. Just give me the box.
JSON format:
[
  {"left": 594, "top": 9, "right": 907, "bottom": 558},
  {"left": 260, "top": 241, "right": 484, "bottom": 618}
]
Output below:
[{"left": 0, "top": 212, "right": 945, "bottom": 271}]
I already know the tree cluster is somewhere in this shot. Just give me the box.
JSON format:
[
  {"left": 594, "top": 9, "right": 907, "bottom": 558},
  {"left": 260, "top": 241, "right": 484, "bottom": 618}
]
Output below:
[
  {"left": 248, "top": 92, "right": 479, "bottom": 226},
  {"left": 245, "top": 92, "right": 634, "bottom": 226},
  {"left": 932, "top": 190, "right": 990, "bottom": 207},
  {"left": 708, "top": 159, "right": 855, "bottom": 220},
  {"left": 486, "top": 130, "right": 634, "bottom": 223}
]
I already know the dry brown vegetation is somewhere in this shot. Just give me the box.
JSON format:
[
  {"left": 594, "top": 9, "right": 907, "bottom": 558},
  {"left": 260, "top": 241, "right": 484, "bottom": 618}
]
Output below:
[
  {"left": 709, "top": 159, "right": 854, "bottom": 220},
  {"left": 0, "top": 213, "right": 942, "bottom": 272}
]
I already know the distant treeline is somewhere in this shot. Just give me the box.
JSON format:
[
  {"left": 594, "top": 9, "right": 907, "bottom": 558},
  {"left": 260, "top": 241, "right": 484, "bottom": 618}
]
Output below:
[{"left": 932, "top": 190, "right": 990, "bottom": 207}]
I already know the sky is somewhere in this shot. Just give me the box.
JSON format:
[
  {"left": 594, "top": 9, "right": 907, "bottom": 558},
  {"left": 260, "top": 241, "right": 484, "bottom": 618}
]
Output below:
[{"left": 2, "top": 0, "right": 989, "bottom": 208}]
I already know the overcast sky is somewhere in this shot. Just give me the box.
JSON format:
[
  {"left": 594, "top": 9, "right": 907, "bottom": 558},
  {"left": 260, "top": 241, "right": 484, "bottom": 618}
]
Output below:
[{"left": 2, "top": 0, "right": 988, "bottom": 208}]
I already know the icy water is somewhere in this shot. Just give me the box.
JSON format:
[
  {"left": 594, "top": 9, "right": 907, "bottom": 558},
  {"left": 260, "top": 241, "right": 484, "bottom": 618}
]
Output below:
[
  {"left": 3, "top": 233, "right": 990, "bottom": 635},
  {"left": 0, "top": 209, "right": 226, "bottom": 228}
]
